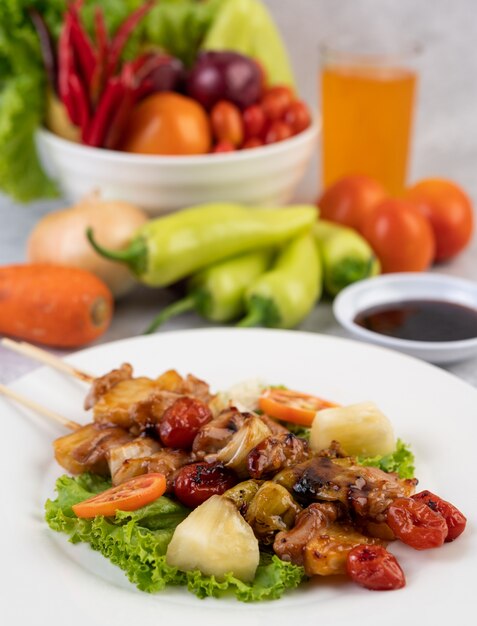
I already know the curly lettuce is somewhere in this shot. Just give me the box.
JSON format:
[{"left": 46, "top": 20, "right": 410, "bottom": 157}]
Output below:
[
  {"left": 359, "top": 439, "right": 415, "bottom": 479},
  {"left": 45, "top": 473, "right": 305, "bottom": 601}
]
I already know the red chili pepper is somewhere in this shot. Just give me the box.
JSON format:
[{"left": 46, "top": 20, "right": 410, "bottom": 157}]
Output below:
[
  {"left": 106, "top": 0, "right": 155, "bottom": 79},
  {"left": 29, "top": 7, "right": 58, "bottom": 94},
  {"left": 58, "top": 16, "right": 79, "bottom": 126},
  {"left": 69, "top": 4, "right": 96, "bottom": 88},
  {"left": 83, "top": 78, "right": 125, "bottom": 147},
  {"left": 68, "top": 74, "right": 90, "bottom": 140},
  {"left": 90, "top": 7, "right": 110, "bottom": 103}
]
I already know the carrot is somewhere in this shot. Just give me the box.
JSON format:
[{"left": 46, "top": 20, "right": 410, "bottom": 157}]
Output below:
[{"left": 0, "top": 264, "right": 113, "bottom": 348}]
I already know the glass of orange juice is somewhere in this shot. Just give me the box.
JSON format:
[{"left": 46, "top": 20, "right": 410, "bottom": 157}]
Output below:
[{"left": 320, "top": 45, "right": 418, "bottom": 195}]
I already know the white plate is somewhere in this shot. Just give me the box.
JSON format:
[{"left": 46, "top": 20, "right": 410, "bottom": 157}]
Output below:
[
  {"left": 333, "top": 272, "right": 477, "bottom": 364},
  {"left": 2, "top": 328, "right": 475, "bottom": 626}
]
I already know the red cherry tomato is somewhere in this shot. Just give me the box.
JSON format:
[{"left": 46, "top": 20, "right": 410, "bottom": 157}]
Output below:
[
  {"left": 158, "top": 397, "right": 212, "bottom": 449},
  {"left": 72, "top": 473, "right": 167, "bottom": 518},
  {"left": 212, "top": 140, "right": 236, "bottom": 153},
  {"left": 243, "top": 104, "right": 266, "bottom": 139},
  {"left": 318, "top": 175, "right": 388, "bottom": 231},
  {"left": 283, "top": 100, "right": 311, "bottom": 135},
  {"left": 173, "top": 462, "right": 237, "bottom": 508},
  {"left": 243, "top": 137, "right": 264, "bottom": 149},
  {"left": 210, "top": 100, "right": 243, "bottom": 146},
  {"left": 264, "top": 121, "right": 293, "bottom": 144},
  {"left": 360, "top": 198, "right": 436, "bottom": 273},
  {"left": 405, "top": 178, "right": 474, "bottom": 261},
  {"left": 346, "top": 545, "right": 405, "bottom": 591},
  {"left": 261, "top": 85, "right": 294, "bottom": 121},
  {"left": 387, "top": 497, "right": 448, "bottom": 550},
  {"left": 412, "top": 490, "right": 467, "bottom": 542}
]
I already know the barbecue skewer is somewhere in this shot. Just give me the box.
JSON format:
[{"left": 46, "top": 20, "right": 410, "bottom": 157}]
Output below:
[
  {"left": 1, "top": 338, "right": 95, "bottom": 384},
  {"left": 0, "top": 383, "right": 80, "bottom": 430}
]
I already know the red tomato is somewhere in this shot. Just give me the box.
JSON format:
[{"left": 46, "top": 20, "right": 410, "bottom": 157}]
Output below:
[
  {"left": 158, "top": 397, "right": 212, "bottom": 449},
  {"left": 264, "top": 121, "right": 293, "bottom": 144},
  {"left": 360, "top": 198, "right": 436, "bottom": 273},
  {"left": 317, "top": 175, "right": 388, "bottom": 231},
  {"left": 210, "top": 100, "right": 243, "bottom": 147},
  {"left": 283, "top": 100, "right": 311, "bottom": 134},
  {"left": 412, "top": 490, "right": 467, "bottom": 542},
  {"left": 346, "top": 545, "right": 405, "bottom": 591},
  {"left": 405, "top": 178, "right": 474, "bottom": 261},
  {"left": 174, "top": 462, "right": 237, "bottom": 508},
  {"left": 258, "top": 388, "right": 337, "bottom": 427},
  {"left": 387, "top": 497, "right": 448, "bottom": 549},
  {"left": 120, "top": 93, "right": 211, "bottom": 155},
  {"left": 242, "top": 104, "right": 266, "bottom": 139},
  {"left": 213, "top": 140, "right": 236, "bottom": 153},
  {"left": 243, "top": 137, "right": 264, "bottom": 149},
  {"left": 72, "top": 473, "right": 167, "bottom": 518},
  {"left": 261, "top": 85, "right": 294, "bottom": 120}
]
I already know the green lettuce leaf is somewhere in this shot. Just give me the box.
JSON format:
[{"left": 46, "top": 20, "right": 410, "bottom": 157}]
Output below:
[
  {"left": 359, "top": 439, "right": 415, "bottom": 479},
  {"left": 45, "top": 473, "right": 305, "bottom": 601}
]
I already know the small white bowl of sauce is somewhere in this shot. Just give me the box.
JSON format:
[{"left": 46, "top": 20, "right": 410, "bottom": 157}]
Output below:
[{"left": 333, "top": 273, "right": 477, "bottom": 364}]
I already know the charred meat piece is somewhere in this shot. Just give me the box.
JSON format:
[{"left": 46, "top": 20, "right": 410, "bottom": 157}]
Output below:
[
  {"left": 258, "top": 415, "right": 290, "bottom": 436},
  {"left": 84, "top": 363, "right": 133, "bottom": 410},
  {"left": 275, "top": 456, "right": 416, "bottom": 521},
  {"left": 247, "top": 433, "right": 312, "bottom": 479},
  {"left": 53, "top": 423, "right": 133, "bottom": 476},
  {"left": 192, "top": 407, "right": 246, "bottom": 460},
  {"left": 108, "top": 436, "right": 161, "bottom": 485},
  {"left": 112, "top": 448, "right": 192, "bottom": 491},
  {"left": 274, "top": 502, "right": 383, "bottom": 576}
]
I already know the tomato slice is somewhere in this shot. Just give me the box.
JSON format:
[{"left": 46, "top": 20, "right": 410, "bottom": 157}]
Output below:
[
  {"left": 72, "top": 473, "right": 167, "bottom": 518},
  {"left": 258, "top": 388, "right": 337, "bottom": 427},
  {"left": 346, "top": 545, "right": 406, "bottom": 591}
]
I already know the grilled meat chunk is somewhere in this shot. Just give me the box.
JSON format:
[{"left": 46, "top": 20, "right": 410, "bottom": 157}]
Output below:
[
  {"left": 53, "top": 423, "right": 133, "bottom": 475},
  {"left": 113, "top": 448, "right": 192, "bottom": 490},
  {"left": 192, "top": 407, "right": 246, "bottom": 460},
  {"left": 247, "top": 433, "right": 312, "bottom": 479},
  {"left": 84, "top": 363, "right": 133, "bottom": 410},
  {"left": 274, "top": 502, "right": 383, "bottom": 576},
  {"left": 108, "top": 436, "right": 161, "bottom": 485},
  {"left": 258, "top": 415, "right": 291, "bottom": 436},
  {"left": 274, "top": 456, "right": 416, "bottom": 521},
  {"left": 93, "top": 377, "right": 160, "bottom": 428}
]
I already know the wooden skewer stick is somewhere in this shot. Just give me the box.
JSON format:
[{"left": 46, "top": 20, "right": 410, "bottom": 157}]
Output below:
[
  {"left": 1, "top": 338, "right": 95, "bottom": 384},
  {"left": 0, "top": 383, "right": 80, "bottom": 431}
]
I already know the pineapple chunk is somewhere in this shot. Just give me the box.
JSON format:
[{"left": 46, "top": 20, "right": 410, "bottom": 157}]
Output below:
[
  {"left": 310, "top": 401, "right": 395, "bottom": 457},
  {"left": 166, "top": 495, "right": 259, "bottom": 583}
]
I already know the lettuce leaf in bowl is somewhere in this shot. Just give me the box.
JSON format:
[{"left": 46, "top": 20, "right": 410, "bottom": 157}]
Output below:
[{"left": 45, "top": 473, "right": 305, "bottom": 601}]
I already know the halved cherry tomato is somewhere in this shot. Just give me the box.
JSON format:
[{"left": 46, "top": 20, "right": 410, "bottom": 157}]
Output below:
[
  {"left": 258, "top": 388, "right": 337, "bottom": 427},
  {"left": 412, "top": 490, "right": 467, "bottom": 542},
  {"left": 386, "top": 497, "right": 448, "bottom": 549},
  {"left": 72, "top": 473, "right": 167, "bottom": 518},
  {"left": 347, "top": 545, "right": 405, "bottom": 591}
]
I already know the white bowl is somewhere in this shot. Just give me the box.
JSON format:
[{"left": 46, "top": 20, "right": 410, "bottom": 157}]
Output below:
[
  {"left": 36, "top": 122, "right": 318, "bottom": 215},
  {"left": 333, "top": 273, "right": 477, "bottom": 364}
]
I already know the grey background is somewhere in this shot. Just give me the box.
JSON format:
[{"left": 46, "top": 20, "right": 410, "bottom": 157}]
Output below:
[{"left": 1, "top": 0, "right": 477, "bottom": 384}]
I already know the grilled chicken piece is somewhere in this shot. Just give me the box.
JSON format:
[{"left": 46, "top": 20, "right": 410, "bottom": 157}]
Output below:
[
  {"left": 192, "top": 407, "right": 246, "bottom": 460},
  {"left": 53, "top": 423, "right": 133, "bottom": 475},
  {"left": 93, "top": 370, "right": 213, "bottom": 432},
  {"left": 108, "top": 436, "right": 161, "bottom": 485},
  {"left": 274, "top": 502, "right": 383, "bottom": 576},
  {"left": 275, "top": 456, "right": 417, "bottom": 521},
  {"left": 247, "top": 433, "right": 312, "bottom": 479},
  {"left": 259, "top": 415, "right": 290, "bottom": 436},
  {"left": 84, "top": 363, "right": 133, "bottom": 410},
  {"left": 113, "top": 449, "right": 192, "bottom": 490}
]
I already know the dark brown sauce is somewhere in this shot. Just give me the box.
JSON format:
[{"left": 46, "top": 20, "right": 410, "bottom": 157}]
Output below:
[{"left": 354, "top": 300, "right": 477, "bottom": 342}]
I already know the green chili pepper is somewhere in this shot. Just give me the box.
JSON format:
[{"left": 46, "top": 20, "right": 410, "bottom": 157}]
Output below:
[
  {"left": 87, "top": 203, "right": 316, "bottom": 287},
  {"left": 237, "top": 232, "right": 321, "bottom": 329},
  {"left": 144, "top": 249, "right": 273, "bottom": 333},
  {"left": 313, "top": 220, "right": 380, "bottom": 297}
]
